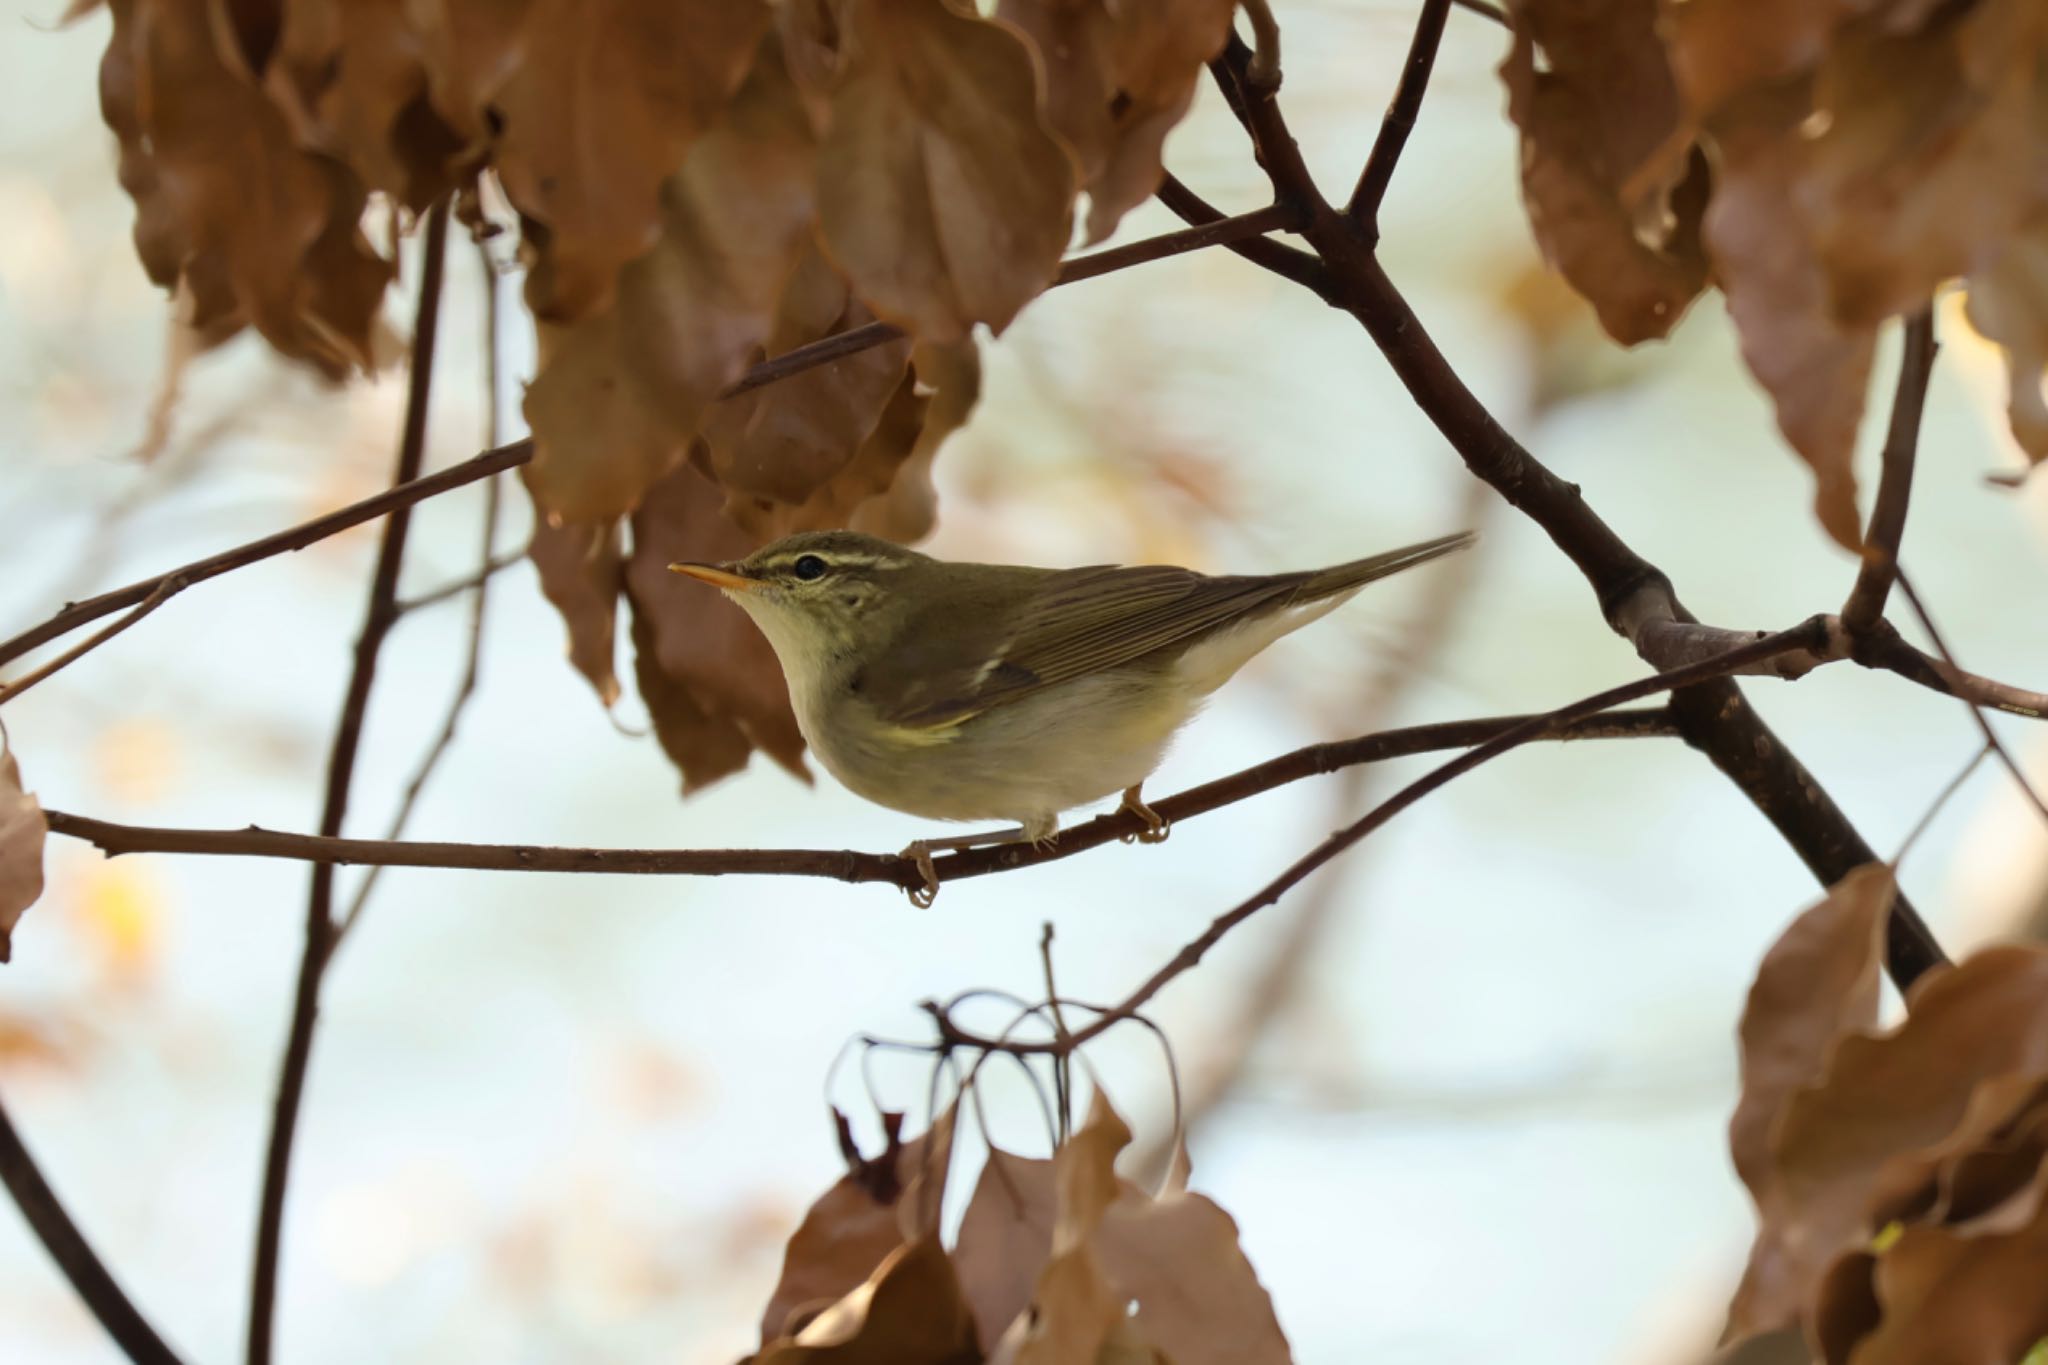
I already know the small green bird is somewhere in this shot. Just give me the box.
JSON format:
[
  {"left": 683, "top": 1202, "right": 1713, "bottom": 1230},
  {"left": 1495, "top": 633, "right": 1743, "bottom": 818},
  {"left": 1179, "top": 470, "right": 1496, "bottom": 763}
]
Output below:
[{"left": 671, "top": 529, "right": 1472, "bottom": 902}]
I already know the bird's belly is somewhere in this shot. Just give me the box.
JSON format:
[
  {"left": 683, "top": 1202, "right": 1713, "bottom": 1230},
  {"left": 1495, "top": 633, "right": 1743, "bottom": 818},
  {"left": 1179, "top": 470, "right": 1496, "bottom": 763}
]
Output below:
[{"left": 802, "top": 674, "right": 1197, "bottom": 826}]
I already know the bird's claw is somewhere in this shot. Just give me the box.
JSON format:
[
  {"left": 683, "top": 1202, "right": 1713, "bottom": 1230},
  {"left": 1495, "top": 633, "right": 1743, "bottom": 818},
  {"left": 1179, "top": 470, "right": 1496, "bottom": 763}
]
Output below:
[
  {"left": 1117, "top": 785, "right": 1171, "bottom": 845},
  {"left": 901, "top": 841, "right": 940, "bottom": 908}
]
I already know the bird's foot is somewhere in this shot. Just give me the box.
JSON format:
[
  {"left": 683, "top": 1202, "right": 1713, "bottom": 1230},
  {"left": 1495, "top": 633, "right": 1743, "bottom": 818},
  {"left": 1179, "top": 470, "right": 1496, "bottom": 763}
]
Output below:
[
  {"left": 897, "top": 822, "right": 1046, "bottom": 907},
  {"left": 1117, "top": 784, "right": 1171, "bottom": 845},
  {"left": 900, "top": 841, "right": 942, "bottom": 908}
]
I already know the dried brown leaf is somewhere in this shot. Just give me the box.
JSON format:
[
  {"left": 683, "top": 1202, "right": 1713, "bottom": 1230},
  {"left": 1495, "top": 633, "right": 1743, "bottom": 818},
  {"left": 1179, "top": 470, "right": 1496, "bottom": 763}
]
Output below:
[
  {"left": 697, "top": 246, "right": 915, "bottom": 538},
  {"left": 849, "top": 338, "right": 982, "bottom": 544},
  {"left": 526, "top": 513, "right": 623, "bottom": 706},
  {"left": 1697, "top": 80, "right": 1874, "bottom": 549},
  {"left": 625, "top": 463, "right": 808, "bottom": 791},
  {"left": 1965, "top": 225, "right": 2048, "bottom": 470},
  {"left": 469, "top": 0, "right": 772, "bottom": 320},
  {"left": 1853, "top": 1163, "right": 2048, "bottom": 1365},
  {"left": 819, "top": 0, "right": 1077, "bottom": 343},
  {"left": 754, "top": 1235, "right": 982, "bottom": 1365},
  {"left": 1726, "top": 942, "right": 2048, "bottom": 1340},
  {"left": 1661, "top": 0, "right": 1855, "bottom": 116},
  {"left": 97, "top": 0, "right": 394, "bottom": 376},
  {"left": 1730, "top": 865, "right": 1894, "bottom": 1200},
  {"left": 1499, "top": 0, "right": 1709, "bottom": 344},
  {"left": 0, "top": 742, "right": 46, "bottom": 965},
  {"left": 524, "top": 35, "right": 819, "bottom": 523},
  {"left": 962, "top": 1094, "right": 1290, "bottom": 1365},
  {"left": 998, "top": 0, "right": 1236, "bottom": 243},
  {"left": 265, "top": 0, "right": 466, "bottom": 211},
  {"left": 1801, "top": 0, "right": 2048, "bottom": 329},
  {"left": 759, "top": 1109, "right": 957, "bottom": 1345}
]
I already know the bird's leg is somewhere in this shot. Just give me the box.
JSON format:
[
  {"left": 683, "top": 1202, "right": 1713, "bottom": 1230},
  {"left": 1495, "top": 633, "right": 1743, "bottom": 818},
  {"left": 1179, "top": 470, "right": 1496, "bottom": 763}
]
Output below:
[
  {"left": 899, "top": 818, "right": 1058, "bottom": 907},
  {"left": 1118, "top": 783, "right": 1171, "bottom": 845}
]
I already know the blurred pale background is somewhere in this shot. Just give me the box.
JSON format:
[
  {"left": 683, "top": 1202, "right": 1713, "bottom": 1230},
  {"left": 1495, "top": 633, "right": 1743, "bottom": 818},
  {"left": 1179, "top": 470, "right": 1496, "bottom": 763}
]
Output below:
[{"left": 4, "top": 2, "right": 2048, "bottom": 1362}]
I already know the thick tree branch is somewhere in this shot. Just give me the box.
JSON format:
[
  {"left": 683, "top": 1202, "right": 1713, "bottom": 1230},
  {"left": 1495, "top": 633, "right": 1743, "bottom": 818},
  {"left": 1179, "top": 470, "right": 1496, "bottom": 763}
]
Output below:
[
  {"left": 0, "top": 1092, "right": 185, "bottom": 1365},
  {"left": 1209, "top": 36, "right": 1948, "bottom": 988},
  {"left": 44, "top": 708, "right": 1677, "bottom": 894},
  {"left": 1347, "top": 0, "right": 1453, "bottom": 233},
  {"left": 930, "top": 623, "right": 1835, "bottom": 1058},
  {"left": 247, "top": 200, "right": 451, "bottom": 1365},
  {"left": 1842, "top": 309, "right": 1937, "bottom": 635}
]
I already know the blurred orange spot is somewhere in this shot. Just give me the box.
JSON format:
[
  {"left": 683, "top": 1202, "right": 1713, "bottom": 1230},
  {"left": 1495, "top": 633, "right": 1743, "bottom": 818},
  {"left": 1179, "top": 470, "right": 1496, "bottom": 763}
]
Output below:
[
  {"left": 70, "top": 860, "right": 163, "bottom": 988},
  {"left": 93, "top": 718, "right": 181, "bottom": 804}
]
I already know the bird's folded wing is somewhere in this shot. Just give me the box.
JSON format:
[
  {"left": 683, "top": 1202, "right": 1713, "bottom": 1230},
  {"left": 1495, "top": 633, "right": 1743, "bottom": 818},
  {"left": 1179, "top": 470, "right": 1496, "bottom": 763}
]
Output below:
[{"left": 874, "top": 565, "right": 1300, "bottom": 728}]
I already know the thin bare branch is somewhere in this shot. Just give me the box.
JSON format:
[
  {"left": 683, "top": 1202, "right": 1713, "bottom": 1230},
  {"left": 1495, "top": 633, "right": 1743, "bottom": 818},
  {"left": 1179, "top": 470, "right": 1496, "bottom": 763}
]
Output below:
[
  {"left": 44, "top": 708, "right": 1678, "bottom": 893},
  {"left": 395, "top": 552, "right": 522, "bottom": 615},
  {"left": 248, "top": 199, "right": 452, "bottom": 1365},
  {"left": 0, "top": 573, "right": 184, "bottom": 706},
  {"left": 0, "top": 1092, "right": 185, "bottom": 1365},
  {"left": 1842, "top": 309, "right": 1937, "bottom": 634},
  {"left": 337, "top": 237, "right": 512, "bottom": 943},
  {"left": 1894, "top": 571, "right": 2048, "bottom": 824},
  {"left": 1347, "top": 0, "right": 1453, "bottom": 232},
  {"left": 931, "top": 623, "right": 1835, "bottom": 1058},
  {"left": 1154, "top": 173, "right": 1335, "bottom": 300}
]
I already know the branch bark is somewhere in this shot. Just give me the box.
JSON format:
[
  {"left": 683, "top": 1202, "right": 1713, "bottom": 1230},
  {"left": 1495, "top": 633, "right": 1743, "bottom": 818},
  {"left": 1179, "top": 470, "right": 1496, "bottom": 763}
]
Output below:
[
  {"left": 1842, "top": 309, "right": 1937, "bottom": 635},
  {"left": 43, "top": 708, "right": 1677, "bottom": 895},
  {"left": 246, "top": 200, "right": 451, "bottom": 1365},
  {"left": 1208, "top": 35, "right": 1949, "bottom": 989},
  {"left": 0, "top": 1092, "right": 185, "bottom": 1365},
  {"left": 1347, "top": 0, "right": 1453, "bottom": 232}
]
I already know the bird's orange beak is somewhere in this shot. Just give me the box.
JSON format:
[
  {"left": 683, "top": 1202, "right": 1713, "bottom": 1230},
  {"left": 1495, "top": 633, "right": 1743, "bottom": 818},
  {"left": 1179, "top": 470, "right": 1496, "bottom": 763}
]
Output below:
[{"left": 667, "top": 561, "right": 758, "bottom": 593}]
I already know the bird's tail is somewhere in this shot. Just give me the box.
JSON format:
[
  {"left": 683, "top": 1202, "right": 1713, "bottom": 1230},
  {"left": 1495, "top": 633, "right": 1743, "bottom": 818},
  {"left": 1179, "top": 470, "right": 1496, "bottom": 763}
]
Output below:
[{"left": 1297, "top": 530, "right": 1476, "bottom": 601}]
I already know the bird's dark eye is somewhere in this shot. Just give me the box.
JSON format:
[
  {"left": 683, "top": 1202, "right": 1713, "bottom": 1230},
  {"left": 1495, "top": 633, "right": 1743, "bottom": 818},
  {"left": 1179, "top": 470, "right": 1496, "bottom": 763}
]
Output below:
[{"left": 792, "top": 554, "right": 829, "bottom": 581}]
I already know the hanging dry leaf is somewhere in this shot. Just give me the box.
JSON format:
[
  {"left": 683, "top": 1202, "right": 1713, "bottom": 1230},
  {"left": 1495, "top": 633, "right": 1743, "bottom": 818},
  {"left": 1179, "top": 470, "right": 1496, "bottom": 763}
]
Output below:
[
  {"left": 849, "top": 340, "right": 982, "bottom": 543},
  {"left": 524, "top": 34, "right": 820, "bottom": 523},
  {"left": 1799, "top": 0, "right": 2048, "bottom": 331},
  {"left": 696, "top": 246, "right": 915, "bottom": 538},
  {"left": 1723, "top": 921, "right": 2048, "bottom": 1345},
  {"left": 751, "top": 1235, "right": 982, "bottom": 1365},
  {"left": 960, "top": 1093, "right": 1290, "bottom": 1365},
  {"left": 1729, "top": 865, "right": 1894, "bottom": 1200},
  {"left": 1498, "top": 0, "right": 1710, "bottom": 345},
  {"left": 91, "top": 0, "right": 394, "bottom": 377},
  {"left": 265, "top": 0, "right": 467, "bottom": 211},
  {"left": 997, "top": 0, "right": 1236, "bottom": 244},
  {"left": 1697, "top": 80, "right": 1875, "bottom": 550},
  {"left": 758, "top": 1108, "right": 957, "bottom": 1344},
  {"left": 818, "top": 0, "right": 1077, "bottom": 343},
  {"left": 0, "top": 741, "right": 47, "bottom": 964},
  {"left": 527, "top": 514, "right": 623, "bottom": 706},
  {"left": 625, "top": 463, "right": 808, "bottom": 791},
  {"left": 468, "top": 0, "right": 772, "bottom": 320},
  {"left": 1965, "top": 225, "right": 2048, "bottom": 470}
]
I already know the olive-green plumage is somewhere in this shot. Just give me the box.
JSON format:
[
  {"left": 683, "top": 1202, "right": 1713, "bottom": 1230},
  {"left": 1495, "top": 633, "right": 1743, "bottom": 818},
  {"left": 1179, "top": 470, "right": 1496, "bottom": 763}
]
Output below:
[{"left": 670, "top": 528, "right": 1471, "bottom": 895}]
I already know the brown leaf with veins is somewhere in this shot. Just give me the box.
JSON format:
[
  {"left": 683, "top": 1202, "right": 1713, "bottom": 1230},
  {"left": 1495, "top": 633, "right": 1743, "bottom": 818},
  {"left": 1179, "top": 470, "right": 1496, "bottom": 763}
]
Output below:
[
  {"left": 460, "top": 0, "right": 772, "bottom": 320},
  {"left": 626, "top": 463, "right": 807, "bottom": 791},
  {"left": 265, "top": 0, "right": 467, "bottom": 211},
  {"left": 527, "top": 514, "right": 623, "bottom": 706},
  {"left": 0, "top": 743, "right": 46, "bottom": 965},
  {"left": 91, "top": 0, "right": 394, "bottom": 377},
  {"left": 758, "top": 1108, "right": 956, "bottom": 1345},
  {"left": 998, "top": 0, "right": 1237, "bottom": 244},
  {"left": 1697, "top": 79, "right": 1874, "bottom": 549},
  {"left": 1499, "top": 0, "right": 1710, "bottom": 345},
  {"left": 850, "top": 340, "right": 982, "bottom": 544},
  {"left": 819, "top": 0, "right": 1077, "bottom": 342},
  {"left": 1724, "top": 939, "right": 2048, "bottom": 1342},
  {"left": 696, "top": 246, "right": 915, "bottom": 537},
  {"left": 523, "top": 34, "right": 819, "bottom": 523}
]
